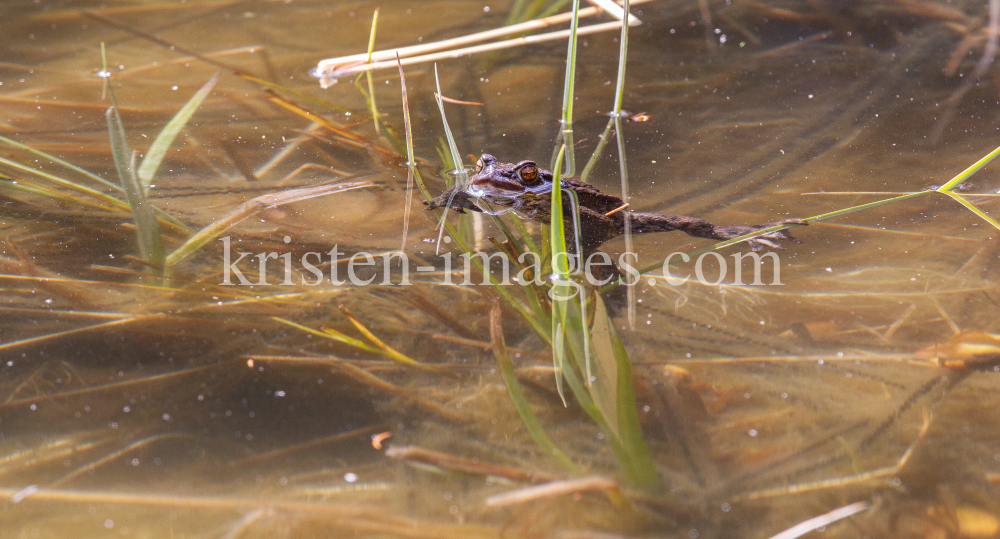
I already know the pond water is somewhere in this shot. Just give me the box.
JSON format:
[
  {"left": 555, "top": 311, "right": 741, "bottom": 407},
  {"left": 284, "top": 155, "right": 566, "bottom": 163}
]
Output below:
[{"left": 2, "top": 0, "right": 1000, "bottom": 537}]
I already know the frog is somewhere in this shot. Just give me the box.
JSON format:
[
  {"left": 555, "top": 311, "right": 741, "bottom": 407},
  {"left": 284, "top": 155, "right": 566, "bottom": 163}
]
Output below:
[{"left": 426, "top": 154, "right": 806, "bottom": 256}]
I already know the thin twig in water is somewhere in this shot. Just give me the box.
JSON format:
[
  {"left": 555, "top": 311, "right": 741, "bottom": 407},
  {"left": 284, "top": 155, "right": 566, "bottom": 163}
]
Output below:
[
  {"left": 433, "top": 93, "right": 485, "bottom": 106},
  {"left": 386, "top": 445, "right": 561, "bottom": 484}
]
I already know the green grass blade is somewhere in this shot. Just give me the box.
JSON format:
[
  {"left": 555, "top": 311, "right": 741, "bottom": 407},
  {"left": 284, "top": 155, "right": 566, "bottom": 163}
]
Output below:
[
  {"left": 591, "top": 294, "right": 658, "bottom": 490},
  {"left": 106, "top": 107, "right": 164, "bottom": 270},
  {"left": 364, "top": 9, "right": 382, "bottom": 135},
  {"left": 432, "top": 64, "right": 472, "bottom": 254},
  {"left": 0, "top": 142, "right": 189, "bottom": 234},
  {"left": 0, "top": 178, "right": 116, "bottom": 210},
  {"left": 549, "top": 144, "right": 570, "bottom": 404},
  {"left": 0, "top": 135, "right": 122, "bottom": 193},
  {"left": 552, "top": 0, "right": 581, "bottom": 176},
  {"left": 488, "top": 296, "right": 577, "bottom": 472},
  {"left": 138, "top": 72, "right": 219, "bottom": 191},
  {"left": 945, "top": 191, "right": 1000, "bottom": 231},
  {"left": 590, "top": 296, "right": 619, "bottom": 436},
  {"left": 549, "top": 145, "right": 569, "bottom": 272},
  {"left": 433, "top": 65, "right": 468, "bottom": 184},
  {"left": 0, "top": 155, "right": 128, "bottom": 211},
  {"left": 273, "top": 317, "right": 383, "bottom": 354},
  {"left": 580, "top": 117, "right": 614, "bottom": 183},
  {"left": 937, "top": 144, "right": 1000, "bottom": 192},
  {"left": 612, "top": 0, "right": 630, "bottom": 116}
]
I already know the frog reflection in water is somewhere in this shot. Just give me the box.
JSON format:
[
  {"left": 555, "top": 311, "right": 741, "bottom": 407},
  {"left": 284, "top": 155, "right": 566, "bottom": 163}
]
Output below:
[{"left": 427, "top": 154, "right": 806, "bottom": 257}]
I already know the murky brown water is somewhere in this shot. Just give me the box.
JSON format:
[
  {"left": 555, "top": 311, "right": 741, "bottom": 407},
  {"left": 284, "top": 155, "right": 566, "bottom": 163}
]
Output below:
[{"left": 3, "top": 0, "right": 1000, "bottom": 537}]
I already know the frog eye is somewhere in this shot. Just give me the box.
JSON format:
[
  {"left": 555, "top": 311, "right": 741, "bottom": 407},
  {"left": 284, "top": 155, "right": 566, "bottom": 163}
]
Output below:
[
  {"left": 475, "top": 158, "right": 485, "bottom": 173},
  {"left": 517, "top": 164, "right": 539, "bottom": 185}
]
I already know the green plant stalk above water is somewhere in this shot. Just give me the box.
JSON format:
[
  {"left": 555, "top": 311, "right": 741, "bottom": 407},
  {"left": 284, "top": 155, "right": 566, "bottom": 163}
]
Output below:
[
  {"left": 102, "top": 45, "right": 164, "bottom": 276},
  {"left": 551, "top": 0, "right": 581, "bottom": 177}
]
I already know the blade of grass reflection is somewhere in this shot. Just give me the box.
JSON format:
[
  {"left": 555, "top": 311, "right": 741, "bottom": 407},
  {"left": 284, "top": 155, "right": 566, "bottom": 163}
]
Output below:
[
  {"left": 397, "top": 54, "right": 416, "bottom": 254},
  {"left": 612, "top": 0, "right": 635, "bottom": 330},
  {"left": 84, "top": 11, "right": 243, "bottom": 73}
]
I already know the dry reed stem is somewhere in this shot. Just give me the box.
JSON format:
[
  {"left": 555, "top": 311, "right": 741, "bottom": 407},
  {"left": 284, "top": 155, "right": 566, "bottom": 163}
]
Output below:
[
  {"left": 0, "top": 317, "right": 153, "bottom": 354},
  {"left": 30, "top": 1, "right": 237, "bottom": 21},
  {"left": 315, "top": 0, "right": 649, "bottom": 74},
  {"left": 0, "top": 364, "right": 215, "bottom": 410},
  {"left": 229, "top": 425, "right": 387, "bottom": 466},
  {"left": 386, "top": 445, "right": 562, "bottom": 484},
  {"left": 731, "top": 410, "right": 933, "bottom": 502},
  {"left": 0, "top": 254, "right": 104, "bottom": 309},
  {"left": 0, "top": 487, "right": 498, "bottom": 539},
  {"left": 0, "top": 437, "right": 116, "bottom": 476},
  {"left": 314, "top": 0, "right": 651, "bottom": 84},
  {"left": 264, "top": 92, "right": 365, "bottom": 143},
  {"left": 51, "top": 433, "right": 198, "bottom": 487},
  {"left": 434, "top": 94, "right": 485, "bottom": 106},
  {"left": 319, "top": 21, "right": 635, "bottom": 81},
  {"left": 485, "top": 476, "right": 622, "bottom": 507}
]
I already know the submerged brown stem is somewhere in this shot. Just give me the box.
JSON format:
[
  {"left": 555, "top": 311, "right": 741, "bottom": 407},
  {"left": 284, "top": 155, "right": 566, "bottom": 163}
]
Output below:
[{"left": 386, "top": 445, "right": 561, "bottom": 483}]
